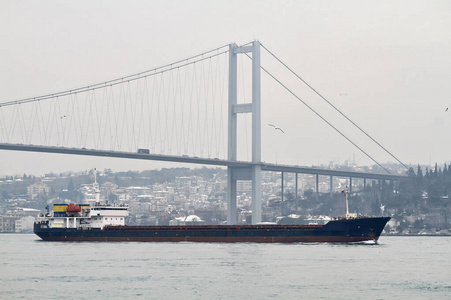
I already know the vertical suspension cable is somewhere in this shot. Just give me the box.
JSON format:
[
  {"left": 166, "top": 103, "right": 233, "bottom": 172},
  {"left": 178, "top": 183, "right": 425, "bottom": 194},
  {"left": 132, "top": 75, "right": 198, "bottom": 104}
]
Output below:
[
  {"left": 43, "top": 98, "right": 55, "bottom": 146},
  {"left": 0, "top": 108, "right": 7, "bottom": 142},
  {"left": 49, "top": 98, "right": 58, "bottom": 146},
  {"left": 37, "top": 100, "right": 46, "bottom": 146},
  {"left": 157, "top": 73, "right": 165, "bottom": 153},
  {"left": 98, "top": 85, "right": 108, "bottom": 149},
  {"left": 39, "top": 102, "right": 48, "bottom": 146},
  {"left": 141, "top": 76, "right": 149, "bottom": 149},
  {"left": 197, "top": 60, "right": 203, "bottom": 156},
  {"left": 171, "top": 67, "right": 181, "bottom": 155},
  {"left": 145, "top": 76, "right": 154, "bottom": 152},
  {"left": 88, "top": 89, "right": 96, "bottom": 147},
  {"left": 136, "top": 77, "right": 145, "bottom": 149},
  {"left": 107, "top": 86, "right": 116, "bottom": 150},
  {"left": 192, "top": 63, "right": 199, "bottom": 155},
  {"left": 150, "top": 74, "right": 158, "bottom": 153},
  {"left": 92, "top": 88, "right": 101, "bottom": 149},
  {"left": 55, "top": 98, "right": 63, "bottom": 146},
  {"left": 165, "top": 66, "right": 174, "bottom": 154},
  {"left": 59, "top": 96, "right": 69, "bottom": 147},
  {"left": 67, "top": 94, "right": 76, "bottom": 147},
  {"left": 124, "top": 81, "right": 132, "bottom": 151},
  {"left": 184, "top": 66, "right": 190, "bottom": 154},
  {"left": 12, "top": 104, "right": 19, "bottom": 144},
  {"left": 118, "top": 82, "right": 127, "bottom": 150},
  {"left": 219, "top": 52, "right": 227, "bottom": 159},
  {"left": 211, "top": 56, "right": 218, "bottom": 158},
  {"left": 26, "top": 102, "right": 37, "bottom": 144},
  {"left": 130, "top": 79, "right": 138, "bottom": 150},
  {"left": 208, "top": 57, "right": 214, "bottom": 157},
  {"left": 0, "top": 44, "right": 233, "bottom": 158},
  {"left": 8, "top": 104, "right": 19, "bottom": 144},
  {"left": 65, "top": 95, "right": 73, "bottom": 146},
  {"left": 131, "top": 79, "right": 140, "bottom": 151},
  {"left": 81, "top": 91, "right": 91, "bottom": 147},
  {"left": 201, "top": 57, "right": 209, "bottom": 157},
  {"left": 94, "top": 89, "right": 101, "bottom": 149},
  {"left": 86, "top": 90, "right": 94, "bottom": 148},
  {"left": 179, "top": 67, "right": 187, "bottom": 155},
  {"left": 17, "top": 104, "right": 27, "bottom": 144},
  {"left": 187, "top": 63, "right": 195, "bottom": 155},
  {"left": 76, "top": 92, "right": 85, "bottom": 148}
]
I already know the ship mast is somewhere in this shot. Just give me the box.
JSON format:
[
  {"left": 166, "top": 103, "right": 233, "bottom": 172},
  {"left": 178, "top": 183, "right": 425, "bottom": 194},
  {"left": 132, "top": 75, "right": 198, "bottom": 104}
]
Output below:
[
  {"left": 93, "top": 168, "right": 100, "bottom": 204},
  {"left": 343, "top": 185, "right": 357, "bottom": 219},
  {"left": 342, "top": 185, "right": 354, "bottom": 219}
]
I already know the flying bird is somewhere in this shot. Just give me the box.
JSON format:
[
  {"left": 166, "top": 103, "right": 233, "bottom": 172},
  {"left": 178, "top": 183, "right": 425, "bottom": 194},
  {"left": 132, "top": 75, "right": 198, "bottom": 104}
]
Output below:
[
  {"left": 268, "top": 124, "right": 284, "bottom": 133},
  {"left": 446, "top": 108, "right": 448, "bottom": 112}
]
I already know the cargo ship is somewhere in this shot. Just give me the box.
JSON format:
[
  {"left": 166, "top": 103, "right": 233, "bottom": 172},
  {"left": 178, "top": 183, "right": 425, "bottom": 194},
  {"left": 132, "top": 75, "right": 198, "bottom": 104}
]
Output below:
[{"left": 34, "top": 186, "right": 390, "bottom": 243}]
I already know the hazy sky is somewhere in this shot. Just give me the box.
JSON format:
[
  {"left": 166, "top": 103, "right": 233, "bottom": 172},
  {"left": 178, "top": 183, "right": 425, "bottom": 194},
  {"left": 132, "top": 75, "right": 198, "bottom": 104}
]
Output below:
[{"left": 1, "top": 0, "right": 450, "bottom": 176}]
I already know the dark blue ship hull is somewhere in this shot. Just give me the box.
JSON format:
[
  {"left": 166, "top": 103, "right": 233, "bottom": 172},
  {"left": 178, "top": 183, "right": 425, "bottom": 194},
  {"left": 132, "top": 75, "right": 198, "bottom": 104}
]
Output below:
[{"left": 34, "top": 217, "right": 390, "bottom": 243}]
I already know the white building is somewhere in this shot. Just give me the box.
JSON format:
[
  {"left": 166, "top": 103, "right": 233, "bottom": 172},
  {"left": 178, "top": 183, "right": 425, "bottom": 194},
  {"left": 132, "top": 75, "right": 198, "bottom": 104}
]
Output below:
[
  {"left": 169, "top": 215, "right": 205, "bottom": 226},
  {"left": 27, "top": 182, "right": 50, "bottom": 199},
  {"left": 15, "top": 215, "right": 36, "bottom": 233}
]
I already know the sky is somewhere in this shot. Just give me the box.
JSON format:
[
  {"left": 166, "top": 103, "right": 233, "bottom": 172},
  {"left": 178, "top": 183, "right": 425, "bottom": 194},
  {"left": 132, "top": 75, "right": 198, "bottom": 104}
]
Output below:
[{"left": 0, "top": 0, "right": 450, "bottom": 176}]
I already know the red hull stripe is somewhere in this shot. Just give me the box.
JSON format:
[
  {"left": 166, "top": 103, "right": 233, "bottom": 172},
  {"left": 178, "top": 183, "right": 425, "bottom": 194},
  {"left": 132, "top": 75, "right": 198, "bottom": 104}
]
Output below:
[{"left": 39, "top": 236, "right": 378, "bottom": 243}]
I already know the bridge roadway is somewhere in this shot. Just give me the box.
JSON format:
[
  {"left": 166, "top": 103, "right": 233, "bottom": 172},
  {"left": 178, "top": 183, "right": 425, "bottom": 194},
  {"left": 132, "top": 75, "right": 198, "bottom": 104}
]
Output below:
[{"left": 0, "top": 143, "right": 404, "bottom": 181}]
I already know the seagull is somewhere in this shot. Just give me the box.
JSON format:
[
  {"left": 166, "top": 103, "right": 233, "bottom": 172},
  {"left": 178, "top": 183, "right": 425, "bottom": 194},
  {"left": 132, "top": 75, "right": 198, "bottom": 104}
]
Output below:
[{"left": 268, "top": 124, "right": 284, "bottom": 133}]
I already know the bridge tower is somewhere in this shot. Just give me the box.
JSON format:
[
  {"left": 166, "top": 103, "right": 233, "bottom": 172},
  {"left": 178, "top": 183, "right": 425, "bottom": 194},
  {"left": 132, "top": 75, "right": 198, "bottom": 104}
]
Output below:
[{"left": 227, "top": 41, "right": 262, "bottom": 225}]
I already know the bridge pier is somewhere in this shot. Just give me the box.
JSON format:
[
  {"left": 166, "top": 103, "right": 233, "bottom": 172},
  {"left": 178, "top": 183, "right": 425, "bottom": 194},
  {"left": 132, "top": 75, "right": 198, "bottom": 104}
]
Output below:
[
  {"left": 330, "top": 175, "right": 333, "bottom": 198},
  {"left": 295, "top": 173, "right": 298, "bottom": 206},
  {"left": 281, "top": 172, "right": 284, "bottom": 203},
  {"left": 226, "top": 168, "right": 237, "bottom": 224},
  {"left": 350, "top": 177, "right": 353, "bottom": 194},
  {"left": 252, "top": 166, "right": 262, "bottom": 224},
  {"left": 316, "top": 174, "right": 319, "bottom": 194},
  {"left": 227, "top": 41, "right": 262, "bottom": 225},
  {"left": 226, "top": 165, "right": 262, "bottom": 224}
]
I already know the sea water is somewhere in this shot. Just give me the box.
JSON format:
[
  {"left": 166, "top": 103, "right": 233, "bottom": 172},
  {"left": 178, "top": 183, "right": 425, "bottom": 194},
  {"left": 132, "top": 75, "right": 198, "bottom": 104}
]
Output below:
[{"left": 0, "top": 235, "right": 449, "bottom": 299}]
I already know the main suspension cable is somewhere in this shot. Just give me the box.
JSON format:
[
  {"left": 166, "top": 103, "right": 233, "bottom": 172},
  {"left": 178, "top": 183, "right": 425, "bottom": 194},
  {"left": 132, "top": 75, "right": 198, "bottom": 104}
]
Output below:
[
  {"left": 1, "top": 44, "right": 230, "bottom": 107},
  {"left": 260, "top": 43, "right": 408, "bottom": 170},
  {"left": 244, "top": 53, "right": 391, "bottom": 174}
]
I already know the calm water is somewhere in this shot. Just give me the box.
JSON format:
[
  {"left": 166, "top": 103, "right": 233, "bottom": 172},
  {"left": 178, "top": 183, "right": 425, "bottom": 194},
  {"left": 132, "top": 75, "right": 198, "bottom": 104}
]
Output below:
[{"left": 0, "top": 235, "right": 449, "bottom": 299}]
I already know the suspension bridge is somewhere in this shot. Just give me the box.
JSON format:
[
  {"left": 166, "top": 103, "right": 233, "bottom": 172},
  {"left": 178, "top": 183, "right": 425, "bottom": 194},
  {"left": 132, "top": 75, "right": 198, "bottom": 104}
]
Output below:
[{"left": 0, "top": 41, "right": 405, "bottom": 224}]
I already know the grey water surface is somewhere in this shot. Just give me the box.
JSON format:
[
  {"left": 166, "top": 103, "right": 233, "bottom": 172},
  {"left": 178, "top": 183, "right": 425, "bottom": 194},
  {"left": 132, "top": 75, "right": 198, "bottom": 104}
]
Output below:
[{"left": 0, "top": 235, "right": 449, "bottom": 299}]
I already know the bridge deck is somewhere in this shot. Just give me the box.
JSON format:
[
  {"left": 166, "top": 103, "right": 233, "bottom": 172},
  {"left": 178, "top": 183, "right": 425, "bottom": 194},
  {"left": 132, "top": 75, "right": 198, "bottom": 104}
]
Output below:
[{"left": 0, "top": 143, "right": 404, "bottom": 181}]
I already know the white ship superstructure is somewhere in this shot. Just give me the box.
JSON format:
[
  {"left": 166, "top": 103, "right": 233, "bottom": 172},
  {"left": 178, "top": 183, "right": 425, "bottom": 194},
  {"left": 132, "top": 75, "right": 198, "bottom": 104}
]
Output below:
[
  {"left": 37, "top": 169, "right": 128, "bottom": 230},
  {"left": 40, "top": 203, "right": 129, "bottom": 230}
]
